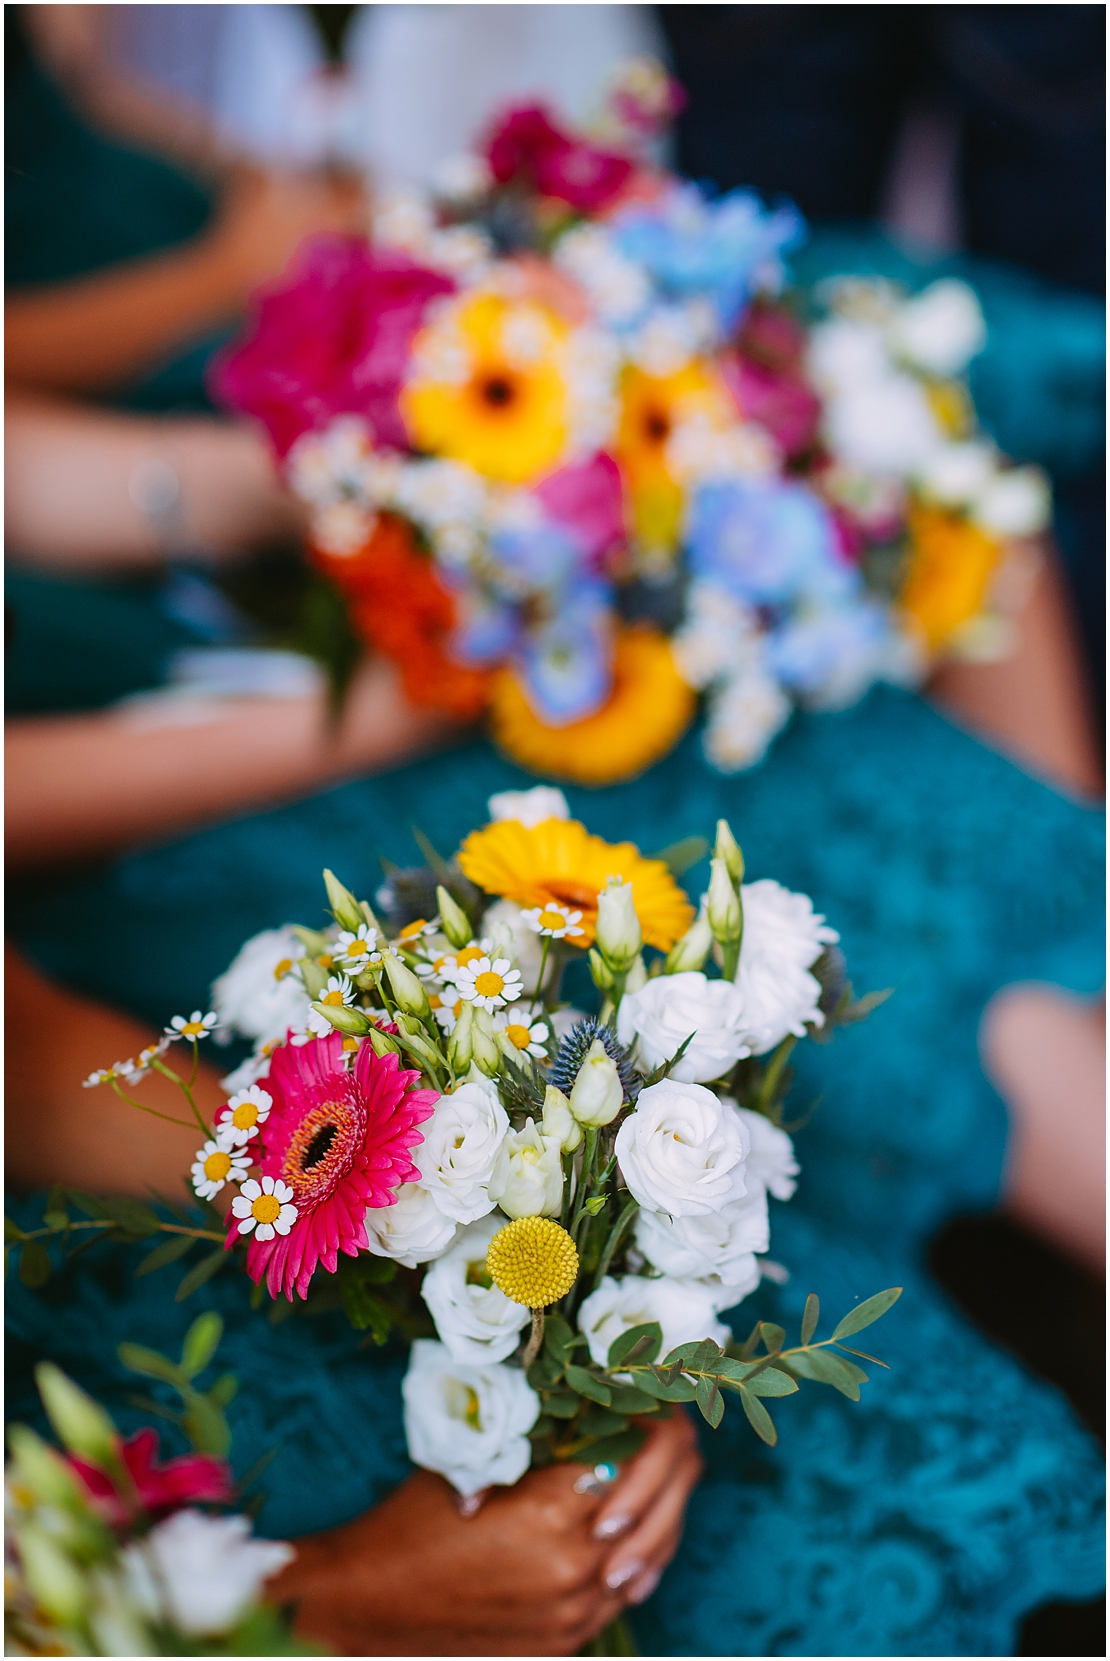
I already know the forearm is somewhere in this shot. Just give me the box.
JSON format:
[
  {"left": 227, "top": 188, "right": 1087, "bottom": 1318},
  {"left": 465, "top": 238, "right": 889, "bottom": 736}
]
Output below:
[{"left": 5, "top": 659, "right": 462, "bottom": 869}]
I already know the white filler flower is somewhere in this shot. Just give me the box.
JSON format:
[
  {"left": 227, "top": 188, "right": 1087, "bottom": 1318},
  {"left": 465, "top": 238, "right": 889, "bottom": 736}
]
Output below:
[
  {"left": 364, "top": 1182, "right": 458, "bottom": 1268},
  {"left": 578, "top": 1275, "right": 731, "bottom": 1367},
  {"left": 122, "top": 1511, "right": 293, "bottom": 1638},
  {"left": 421, "top": 1215, "right": 531, "bottom": 1363},
  {"left": 402, "top": 1339, "right": 540, "bottom": 1497},
  {"left": 615, "top": 1079, "right": 749, "bottom": 1217},
  {"left": 414, "top": 1077, "right": 509, "bottom": 1223},
  {"left": 210, "top": 926, "right": 310, "bottom": 1046},
  {"left": 617, "top": 971, "right": 751, "bottom": 1083},
  {"left": 733, "top": 880, "right": 838, "bottom": 1054},
  {"left": 487, "top": 786, "right": 570, "bottom": 826}
]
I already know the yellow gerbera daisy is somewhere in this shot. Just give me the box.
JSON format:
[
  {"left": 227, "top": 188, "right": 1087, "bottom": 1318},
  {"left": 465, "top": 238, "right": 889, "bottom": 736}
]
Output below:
[
  {"left": 457, "top": 795, "right": 694, "bottom": 954},
  {"left": 401, "top": 291, "right": 573, "bottom": 485},
  {"left": 899, "top": 503, "right": 1002, "bottom": 653},
  {"left": 616, "top": 360, "right": 733, "bottom": 555},
  {"left": 488, "top": 627, "right": 696, "bottom": 792}
]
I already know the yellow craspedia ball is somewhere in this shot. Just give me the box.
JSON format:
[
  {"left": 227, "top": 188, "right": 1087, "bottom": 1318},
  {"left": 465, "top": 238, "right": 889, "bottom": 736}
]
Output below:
[{"left": 485, "top": 1216, "right": 579, "bottom": 1309}]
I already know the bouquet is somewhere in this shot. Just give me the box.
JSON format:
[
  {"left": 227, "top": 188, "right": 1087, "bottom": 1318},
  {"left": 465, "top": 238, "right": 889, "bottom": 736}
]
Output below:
[
  {"left": 4, "top": 1317, "right": 307, "bottom": 1656},
  {"left": 58, "top": 786, "right": 900, "bottom": 1505},
  {"left": 211, "top": 59, "right": 1050, "bottom": 784}
]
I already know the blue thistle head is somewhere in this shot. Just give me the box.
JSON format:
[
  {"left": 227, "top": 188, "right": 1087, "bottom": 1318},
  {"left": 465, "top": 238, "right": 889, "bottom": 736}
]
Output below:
[{"left": 550, "top": 1017, "right": 639, "bottom": 1103}]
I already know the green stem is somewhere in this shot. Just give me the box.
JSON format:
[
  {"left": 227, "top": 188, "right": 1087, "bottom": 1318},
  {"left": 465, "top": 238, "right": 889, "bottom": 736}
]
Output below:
[
  {"left": 149, "top": 1059, "right": 210, "bottom": 1137},
  {"left": 19, "top": 1220, "right": 225, "bottom": 1244},
  {"left": 109, "top": 1079, "right": 196, "bottom": 1131},
  {"left": 530, "top": 937, "right": 552, "bottom": 1016},
  {"left": 591, "top": 1197, "right": 638, "bottom": 1291},
  {"left": 754, "top": 1034, "right": 797, "bottom": 1114}
]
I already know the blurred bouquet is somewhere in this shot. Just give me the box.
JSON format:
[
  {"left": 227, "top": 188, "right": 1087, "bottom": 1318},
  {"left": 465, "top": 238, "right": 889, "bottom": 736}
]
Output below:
[
  {"left": 4, "top": 1320, "right": 306, "bottom": 1657},
  {"left": 211, "top": 60, "right": 1049, "bottom": 784},
  {"left": 62, "top": 786, "right": 899, "bottom": 1497}
]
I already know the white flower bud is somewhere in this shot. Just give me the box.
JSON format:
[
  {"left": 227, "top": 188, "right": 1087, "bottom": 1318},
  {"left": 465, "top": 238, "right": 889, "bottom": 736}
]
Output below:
[
  {"left": 595, "top": 878, "right": 642, "bottom": 972},
  {"left": 623, "top": 954, "right": 648, "bottom": 995},
  {"left": 714, "top": 820, "right": 745, "bottom": 886},
  {"left": 35, "top": 1363, "right": 118, "bottom": 1467},
  {"left": 542, "top": 1084, "right": 583, "bottom": 1153},
  {"left": 706, "top": 857, "right": 742, "bottom": 946},
  {"left": 382, "top": 951, "right": 432, "bottom": 1019},
  {"left": 436, "top": 886, "right": 473, "bottom": 950},
  {"left": 665, "top": 909, "right": 714, "bottom": 974},
  {"left": 323, "top": 868, "right": 365, "bottom": 933},
  {"left": 16, "top": 1524, "right": 88, "bottom": 1626},
  {"left": 568, "top": 1038, "right": 624, "bottom": 1127},
  {"left": 470, "top": 1008, "right": 501, "bottom": 1077},
  {"left": 310, "top": 1001, "right": 372, "bottom": 1036},
  {"left": 488, "top": 1118, "right": 564, "bottom": 1219},
  {"left": 447, "top": 1000, "right": 474, "bottom": 1070}
]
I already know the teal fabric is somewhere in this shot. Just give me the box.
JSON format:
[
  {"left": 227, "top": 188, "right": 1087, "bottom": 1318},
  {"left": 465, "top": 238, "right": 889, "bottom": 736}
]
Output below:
[{"left": 6, "top": 615, "right": 1106, "bottom": 1652}]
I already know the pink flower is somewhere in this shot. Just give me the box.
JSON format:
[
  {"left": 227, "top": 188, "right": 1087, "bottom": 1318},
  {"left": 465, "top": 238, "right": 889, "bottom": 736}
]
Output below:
[
  {"left": 721, "top": 354, "right": 821, "bottom": 461},
  {"left": 534, "top": 452, "right": 626, "bottom": 567},
  {"left": 486, "top": 103, "right": 633, "bottom": 215},
  {"left": 70, "top": 1429, "right": 233, "bottom": 1529},
  {"left": 228, "top": 1032, "right": 437, "bottom": 1301},
  {"left": 210, "top": 235, "right": 454, "bottom": 458}
]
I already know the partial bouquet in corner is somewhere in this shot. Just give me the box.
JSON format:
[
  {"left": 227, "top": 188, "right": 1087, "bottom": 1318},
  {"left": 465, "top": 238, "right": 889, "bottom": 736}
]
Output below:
[
  {"left": 210, "top": 57, "right": 1050, "bottom": 784},
  {"left": 65, "top": 785, "right": 899, "bottom": 1502}
]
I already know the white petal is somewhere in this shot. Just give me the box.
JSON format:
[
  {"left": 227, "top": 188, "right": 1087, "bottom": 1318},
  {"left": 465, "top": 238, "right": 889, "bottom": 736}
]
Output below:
[
  {"left": 254, "top": 1223, "right": 275, "bottom": 1242},
  {"left": 240, "top": 1179, "right": 261, "bottom": 1200},
  {"left": 260, "top": 1176, "right": 275, "bottom": 1193},
  {"left": 237, "top": 1216, "right": 257, "bottom": 1235},
  {"left": 231, "top": 1197, "right": 253, "bottom": 1217}
]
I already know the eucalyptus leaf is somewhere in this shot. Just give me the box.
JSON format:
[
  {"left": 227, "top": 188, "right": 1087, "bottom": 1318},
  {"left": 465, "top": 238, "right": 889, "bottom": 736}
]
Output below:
[
  {"left": 695, "top": 1376, "right": 724, "bottom": 1427},
  {"left": 181, "top": 1394, "right": 231, "bottom": 1459},
  {"left": 607, "top": 1384, "right": 660, "bottom": 1415},
  {"left": 606, "top": 1322, "right": 662, "bottom": 1370},
  {"left": 651, "top": 836, "right": 709, "bottom": 878},
  {"left": 207, "top": 1373, "right": 239, "bottom": 1410},
  {"left": 181, "top": 1312, "right": 223, "bottom": 1379},
  {"left": 800, "top": 1293, "right": 820, "bottom": 1347},
  {"left": 565, "top": 1365, "right": 612, "bottom": 1406},
  {"left": 66, "top": 1190, "right": 112, "bottom": 1221},
  {"left": 19, "top": 1241, "right": 51, "bottom": 1289},
  {"left": 175, "top": 1249, "right": 227, "bottom": 1302},
  {"left": 118, "top": 1344, "right": 186, "bottom": 1386},
  {"left": 830, "top": 1287, "right": 902, "bottom": 1340},
  {"left": 739, "top": 1387, "right": 777, "bottom": 1445},
  {"left": 783, "top": 1348, "right": 863, "bottom": 1400},
  {"left": 743, "top": 1367, "right": 798, "bottom": 1398},
  {"left": 4, "top": 1217, "right": 26, "bottom": 1243},
  {"left": 574, "top": 1427, "right": 646, "bottom": 1466},
  {"left": 136, "top": 1235, "right": 193, "bottom": 1276},
  {"left": 662, "top": 1338, "right": 722, "bottom": 1372},
  {"left": 544, "top": 1391, "right": 581, "bottom": 1419},
  {"left": 101, "top": 1198, "right": 160, "bottom": 1238},
  {"left": 340, "top": 1283, "right": 392, "bottom": 1343},
  {"left": 579, "top": 1405, "right": 629, "bottom": 1439},
  {"left": 637, "top": 1369, "right": 697, "bottom": 1403},
  {"left": 544, "top": 1314, "right": 575, "bottom": 1365},
  {"left": 758, "top": 1322, "right": 785, "bottom": 1353}
]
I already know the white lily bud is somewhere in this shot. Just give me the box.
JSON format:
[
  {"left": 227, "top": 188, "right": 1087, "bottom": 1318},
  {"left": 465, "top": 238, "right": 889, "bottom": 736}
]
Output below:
[
  {"left": 381, "top": 951, "right": 432, "bottom": 1019},
  {"left": 470, "top": 1007, "right": 501, "bottom": 1077},
  {"left": 436, "top": 885, "right": 473, "bottom": 950},
  {"left": 323, "top": 868, "right": 365, "bottom": 933},
  {"left": 35, "top": 1364, "right": 118, "bottom": 1467},
  {"left": 706, "top": 857, "right": 742, "bottom": 947},
  {"left": 447, "top": 1000, "right": 474, "bottom": 1071},
  {"left": 665, "top": 909, "right": 714, "bottom": 974},
  {"left": 595, "top": 879, "right": 643, "bottom": 973},
  {"left": 488, "top": 1117, "right": 564, "bottom": 1218},
  {"left": 542, "top": 1084, "right": 583, "bottom": 1153},
  {"left": 569, "top": 1038, "right": 624, "bottom": 1127},
  {"left": 7, "top": 1426, "right": 87, "bottom": 1511},
  {"left": 714, "top": 820, "right": 745, "bottom": 886}
]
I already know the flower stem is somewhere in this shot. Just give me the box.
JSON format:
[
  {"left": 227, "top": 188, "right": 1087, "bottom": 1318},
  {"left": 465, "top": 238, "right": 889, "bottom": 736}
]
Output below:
[
  {"left": 530, "top": 936, "right": 552, "bottom": 1016},
  {"left": 109, "top": 1079, "right": 196, "bottom": 1131},
  {"left": 522, "top": 1308, "right": 545, "bottom": 1369},
  {"left": 754, "top": 1035, "right": 797, "bottom": 1114},
  {"left": 591, "top": 1197, "right": 638, "bottom": 1292}
]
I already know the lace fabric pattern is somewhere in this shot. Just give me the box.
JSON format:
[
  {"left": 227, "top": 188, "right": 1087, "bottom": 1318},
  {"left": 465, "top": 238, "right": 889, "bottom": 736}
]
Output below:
[{"left": 6, "top": 686, "right": 1106, "bottom": 1655}]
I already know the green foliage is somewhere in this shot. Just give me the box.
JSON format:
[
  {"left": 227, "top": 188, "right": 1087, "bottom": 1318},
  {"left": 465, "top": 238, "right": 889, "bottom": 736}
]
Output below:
[{"left": 118, "top": 1315, "right": 235, "bottom": 1458}]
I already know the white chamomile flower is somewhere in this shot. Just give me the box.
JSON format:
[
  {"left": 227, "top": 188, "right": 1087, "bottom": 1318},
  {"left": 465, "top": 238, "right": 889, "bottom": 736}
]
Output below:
[
  {"left": 306, "top": 974, "right": 355, "bottom": 1037},
  {"left": 166, "top": 1011, "right": 219, "bottom": 1042},
  {"left": 335, "top": 924, "right": 382, "bottom": 973},
  {"left": 394, "top": 918, "right": 437, "bottom": 949},
  {"left": 82, "top": 1068, "right": 113, "bottom": 1089},
  {"left": 429, "top": 991, "right": 464, "bottom": 1033},
  {"left": 435, "top": 940, "right": 492, "bottom": 986},
  {"left": 231, "top": 1176, "right": 298, "bottom": 1242},
  {"left": 138, "top": 1038, "right": 172, "bottom": 1069},
  {"left": 215, "top": 1085, "right": 273, "bottom": 1148},
  {"left": 453, "top": 956, "right": 523, "bottom": 1012},
  {"left": 520, "top": 902, "right": 585, "bottom": 940},
  {"left": 191, "top": 1140, "right": 251, "bottom": 1201},
  {"left": 494, "top": 1014, "right": 550, "bottom": 1059}
]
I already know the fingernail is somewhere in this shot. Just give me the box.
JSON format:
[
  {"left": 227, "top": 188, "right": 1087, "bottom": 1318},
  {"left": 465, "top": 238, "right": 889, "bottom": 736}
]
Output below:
[
  {"left": 604, "top": 1557, "right": 644, "bottom": 1591},
  {"left": 627, "top": 1567, "right": 661, "bottom": 1606},
  {"left": 593, "top": 1512, "right": 632, "bottom": 1541}
]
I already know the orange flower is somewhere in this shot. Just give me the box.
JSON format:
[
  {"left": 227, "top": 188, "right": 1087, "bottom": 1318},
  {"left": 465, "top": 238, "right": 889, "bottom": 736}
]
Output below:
[{"left": 899, "top": 503, "right": 1002, "bottom": 653}]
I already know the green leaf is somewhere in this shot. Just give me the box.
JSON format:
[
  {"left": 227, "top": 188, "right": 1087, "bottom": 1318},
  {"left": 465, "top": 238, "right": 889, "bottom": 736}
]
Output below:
[
  {"left": 638, "top": 1368, "right": 697, "bottom": 1403},
  {"left": 66, "top": 1190, "right": 112, "bottom": 1220},
  {"left": 738, "top": 1387, "right": 777, "bottom": 1445},
  {"left": 735, "top": 1322, "right": 763, "bottom": 1361},
  {"left": 136, "top": 1235, "right": 194, "bottom": 1276},
  {"left": 4, "top": 1216, "right": 26, "bottom": 1243},
  {"left": 579, "top": 1406, "right": 629, "bottom": 1439},
  {"left": 100, "top": 1198, "right": 160, "bottom": 1238},
  {"left": 544, "top": 1314, "right": 575, "bottom": 1366},
  {"left": 355, "top": 1256, "right": 397, "bottom": 1285},
  {"left": 651, "top": 835, "right": 709, "bottom": 878},
  {"left": 181, "top": 1393, "right": 231, "bottom": 1458},
  {"left": 662, "top": 1337, "right": 722, "bottom": 1373},
  {"left": 800, "top": 1293, "right": 820, "bottom": 1347},
  {"left": 783, "top": 1349, "right": 864, "bottom": 1399},
  {"left": 573, "top": 1427, "right": 646, "bottom": 1467},
  {"left": 45, "top": 1186, "right": 69, "bottom": 1224},
  {"left": 340, "top": 1282, "right": 392, "bottom": 1343},
  {"left": 743, "top": 1367, "right": 798, "bottom": 1398},
  {"left": 758, "top": 1322, "right": 785, "bottom": 1353},
  {"left": 175, "top": 1249, "right": 227, "bottom": 1302},
  {"left": 527, "top": 1352, "right": 564, "bottom": 1391},
  {"left": 118, "top": 1343, "right": 186, "bottom": 1386},
  {"left": 207, "top": 1372, "right": 239, "bottom": 1410},
  {"left": 19, "top": 1240, "right": 51, "bottom": 1288},
  {"left": 181, "top": 1312, "right": 223, "bottom": 1379},
  {"left": 830, "top": 1287, "right": 902, "bottom": 1340},
  {"left": 565, "top": 1365, "right": 612, "bottom": 1406},
  {"left": 42, "top": 1212, "right": 69, "bottom": 1231},
  {"left": 544, "top": 1391, "right": 581, "bottom": 1418},
  {"left": 607, "top": 1322, "right": 662, "bottom": 1370},
  {"left": 606, "top": 1383, "right": 660, "bottom": 1415},
  {"left": 695, "top": 1375, "right": 723, "bottom": 1427},
  {"left": 643, "top": 1031, "right": 695, "bottom": 1087}
]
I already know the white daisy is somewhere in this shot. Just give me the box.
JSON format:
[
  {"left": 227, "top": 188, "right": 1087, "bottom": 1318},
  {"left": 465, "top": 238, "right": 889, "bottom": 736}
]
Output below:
[
  {"left": 166, "top": 1011, "right": 219, "bottom": 1042},
  {"left": 429, "top": 991, "right": 464, "bottom": 1033},
  {"left": 494, "top": 1015, "right": 550, "bottom": 1060},
  {"left": 191, "top": 1140, "right": 251, "bottom": 1200},
  {"left": 215, "top": 1085, "right": 273, "bottom": 1148},
  {"left": 82, "top": 1069, "right": 113, "bottom": 1089},
  {"left": 306, "top": 974, "right": 356, "bottom": 1038},
  {"left": 335, "top": 924, "right": 382, "bottom": 973},
  {"left": 231, "top": 1176, "right": 298, "bottom": 1242},
  {"left": 452, "top": 956, "right": 523, "bottom": 1012},
  {"left": 519, "top": 902, "right": 585, "bottom": 941},
  {"left": 435, "top": 940, "right": 492, "bottom": 986}
]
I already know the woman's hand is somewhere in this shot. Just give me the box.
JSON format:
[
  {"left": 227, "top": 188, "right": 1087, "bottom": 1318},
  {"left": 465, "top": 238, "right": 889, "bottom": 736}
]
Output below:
[{"left": 268, "top": 1411, "right": 703, "bottom": 1656}]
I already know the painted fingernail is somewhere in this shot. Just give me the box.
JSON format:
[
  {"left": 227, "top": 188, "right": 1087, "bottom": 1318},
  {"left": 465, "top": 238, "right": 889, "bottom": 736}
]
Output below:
[
  {"left": 593, "top": 1512, "right": 632, "bottom": 1541},
  {"left": 604, "top": 1557, "right": 644, "bottom": 1591},
  {"left": 627, "top": 1567, "right": 661, "bottom": 1606}
]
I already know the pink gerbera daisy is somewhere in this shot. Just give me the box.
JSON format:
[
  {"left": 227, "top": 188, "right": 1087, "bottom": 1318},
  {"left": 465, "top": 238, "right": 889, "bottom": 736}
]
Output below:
[
  {"left": 70, "top": 1428, "right": 233, "bottom": 1529},
  {"left": 226, "top": 1031, "right": 437, "bottom": 1301}
]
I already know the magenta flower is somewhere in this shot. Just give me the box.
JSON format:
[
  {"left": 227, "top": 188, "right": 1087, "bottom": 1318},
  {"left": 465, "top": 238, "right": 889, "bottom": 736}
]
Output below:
[
  {"left": 486, "top": 103, "right": 633, "bottom": 215},
  {"left": 70, "top": 1429, "right": 233, "bottom": 1529},
  {"left": 210, "top": 235, "right": 454, "bottom": 458},
  {"left": 722, "top": 354, "right": 821, "bottom": 461},
  {"left": 228, "top": 1032, "right": 438, "bottom": 1301},
  {"left": 534, "top": 452, "right": 626, "bottom": 567}
]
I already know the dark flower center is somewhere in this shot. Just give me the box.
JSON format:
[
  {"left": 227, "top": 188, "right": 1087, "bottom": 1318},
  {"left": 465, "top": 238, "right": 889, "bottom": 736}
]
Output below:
[
  {"left": 302, "top": 1123, "right": 338, "bottom": 1170},
  {"left": 481, "top": 375, "right": 516, "bottom": 408},
  {"left": 644, "top": 409, "right": 670, "bottom": 443}
]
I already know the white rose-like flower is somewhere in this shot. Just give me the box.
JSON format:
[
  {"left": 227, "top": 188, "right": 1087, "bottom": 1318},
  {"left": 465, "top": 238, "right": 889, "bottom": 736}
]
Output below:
[
  {"left": 578, "top": 1275, "right": 731, "bottom": 1367},
  {"left": 414, "top": 1077, "right": 509, "bottom": 1223},
  {"left": 728, "top": 1103, "right": 800, "bottom": 1200},
  {"left": 420, "top": 1215, "right": 531, "bottom": 1363},
  {"left": 617, "top": 971, "right": 751, "bottom": 1083},
  {"left": 823, "top": 375, "right": 942, "bottom": 477},
  {"left": 487, "top": 786, "right": 570, "bottom": 827},
  {"left": 121, "top": 1511, "right": 292, "bottom": 1638},
  {"left": 401, "top": 1340, "right": 540, "bottom": 1497},
  {"left": 733, "top": 880, "right": 838, "bottom": 1055},
  {"left": 634, "top": 1192, "right": 768, "bottom": 1305},
  {"left": 487, "top": 1118, "right": 564, "bottom": 1219},
  {"left": 615, "top": 1079, "right": 749, "bottom": 1217},
  {"left": 885, "top": 278, "right": 986, "bottom": 378},
  {"left": 364, "top": 1182, "right": 458, "bottom": 1268},
  {"left": 209, "top": 926, "right": 310, "bottom": 1046}
]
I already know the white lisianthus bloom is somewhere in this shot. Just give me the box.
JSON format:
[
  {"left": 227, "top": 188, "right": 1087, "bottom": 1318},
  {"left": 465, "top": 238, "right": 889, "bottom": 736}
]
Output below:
[
  {"left": 487, "top": 786, "right": 570, "bottom": 827},
  {"left": 733, "top": 880, "right": 838, "bottom": 1054},
  {"left": 916, "top": 440, "right": 997, "bottom": 508},
  {"left": 487, "top": 1118, "right": 563, "bottom": 1219},
  {"left": 414, "top": 1077, "right": 509, "bottom": 1223},
  {"left": 364, "top": 1182, "right": 457, "bottom": 1268},
  {"left": 401, "top": 1340, "right": 540, "bottom": 1497},
  {"left": 421, "top": 1215, "right": 531, "bottom": 1363},
  {"left": 568, "top": 1039, "right": 624, "bottom": 1128},
  {"left": 578, "top": 1275, "right": 731, "bottom": 1368},
  {"left": 209, "top": 927, "right": 311, "bottom": 1047},
  {"left": 728, "top": 1103, "right": 800, "bottom": 1200},
  {"left": 122, "top": 1512, "right": 292, "bottom": 1638},
  {"left": 970, "top": 468, "right": 1051, "bottom": 538},
  {"left": 615, "top": 1080, "right": 749, "bottom": 1216},
  {"left": 823, "top": 375, "right": 942, "bottom": 477},
  {"left": 634, "top": 1188, "right": 769, "bottom": 1290},
  {"left": 616, "top": 971, "right": 750, "bottom": 1083},
  {"left": 885, "top": 278, "right": 986, "bottom": 378}
]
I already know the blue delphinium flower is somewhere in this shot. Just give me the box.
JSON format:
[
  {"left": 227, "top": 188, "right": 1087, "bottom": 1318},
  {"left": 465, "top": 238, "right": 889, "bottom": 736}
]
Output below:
[
  {"left": 687, "top": 477, "right": 849, "bottom": 607},
  {"left": 448, "top": 589, "right": 519, "bottom": 667},
  {"left": 489, "top": 520, "right": 584, "bottom": 600},
  {"left": 519, "top": 580, "right": 614, "bottom": 725},
  {"left": 767, "top": 598, "right": 901, "bottom": 709}
]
